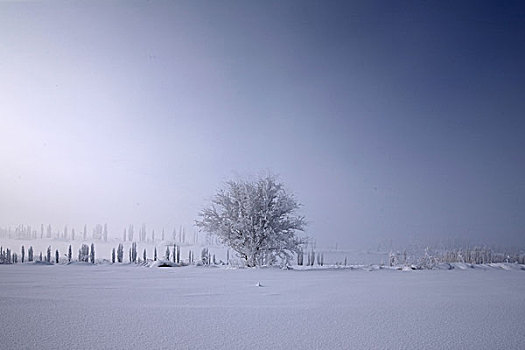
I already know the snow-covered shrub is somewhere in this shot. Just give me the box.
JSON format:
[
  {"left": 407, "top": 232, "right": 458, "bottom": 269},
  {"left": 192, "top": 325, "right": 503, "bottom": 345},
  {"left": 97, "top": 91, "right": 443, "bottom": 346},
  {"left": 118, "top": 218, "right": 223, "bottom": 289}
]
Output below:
[
  {"left": 417, "top": 247, "right": 438, "bottom": 269},
  {"left": 79, "top": 244, "right": 90, "bottom": 262},
  {"left": 201, "top": 248, "right": 209, "bottom": 265},
  {"left": 389, "top": 251, "right": 398, "bottom": 267}
]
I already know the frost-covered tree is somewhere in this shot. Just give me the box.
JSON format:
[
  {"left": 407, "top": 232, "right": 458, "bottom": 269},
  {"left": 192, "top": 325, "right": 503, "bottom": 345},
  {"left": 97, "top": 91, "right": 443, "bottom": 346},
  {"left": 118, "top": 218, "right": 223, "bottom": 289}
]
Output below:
[
  {"left": 196, "top": 174, "right": 306, "bottom": 267},
  {"left": 28, "top": 246, "right": 34, "bottom": 262},
  {"left": 131, "top": 242, "right": 137, "bottom": 263},
  {"left": 21, "top": 245, "right": 25, "bottom": 263},
  {"left": 165, "top": 246, "right": 170, "bottom": 261},
  {"left": 46, "top": 246, "right": 51, "bottom": 263},
  {"left": 112, "top": 248, "right": 116, "bottom": 263},
  {"left": 140, "top": 224, "right": 146, "bottom": 242},
  {"left": 90, "top": 243, "right": 95, "bottom": 263},
  {"left": 297, "top": 249, "right": 303, "bottom": 266},
  {"left": 4, "top": 250, "right": 9, "bottom": 263},
  {"left": 306, "top": 251, "right": 315, "bottom": 266},
  {"left": 68, "top": 245, "right": 72, "bottom": 262},
  {"left": 143, "top": 248, "right": 147, "bottom": 261},
  {"left": 79, "top": 244, "right": 90, "bottom": 262},
  {"left": 117, "top": 244, "right": 124, "bottom": 263}
]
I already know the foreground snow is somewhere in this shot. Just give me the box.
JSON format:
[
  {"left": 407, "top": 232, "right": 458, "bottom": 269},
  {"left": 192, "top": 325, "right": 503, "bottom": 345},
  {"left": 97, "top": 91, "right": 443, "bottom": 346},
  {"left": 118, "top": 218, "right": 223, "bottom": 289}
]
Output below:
[{"left": 1, "top": 265, "right": 524, "bottom": 349}]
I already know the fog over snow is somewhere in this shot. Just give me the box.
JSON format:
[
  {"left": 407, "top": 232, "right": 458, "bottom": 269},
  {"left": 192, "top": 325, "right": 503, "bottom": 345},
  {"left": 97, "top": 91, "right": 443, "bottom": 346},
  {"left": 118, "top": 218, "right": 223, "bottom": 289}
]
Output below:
[{"left": 1, "top": 1, "right": 525, "bottom": 249}]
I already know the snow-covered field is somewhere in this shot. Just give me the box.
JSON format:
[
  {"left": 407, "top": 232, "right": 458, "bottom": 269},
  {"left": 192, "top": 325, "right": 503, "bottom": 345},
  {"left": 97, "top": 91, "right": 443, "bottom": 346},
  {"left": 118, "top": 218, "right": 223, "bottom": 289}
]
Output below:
[{"left": 1, "top": 264, "right": 524, "bottom": 349}]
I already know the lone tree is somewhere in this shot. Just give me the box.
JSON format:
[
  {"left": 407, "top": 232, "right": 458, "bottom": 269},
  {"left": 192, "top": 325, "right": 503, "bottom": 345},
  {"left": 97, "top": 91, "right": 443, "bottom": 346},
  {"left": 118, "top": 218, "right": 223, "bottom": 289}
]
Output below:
[{"left": 196, "top": 174, "right": 306, "bottom": 267}]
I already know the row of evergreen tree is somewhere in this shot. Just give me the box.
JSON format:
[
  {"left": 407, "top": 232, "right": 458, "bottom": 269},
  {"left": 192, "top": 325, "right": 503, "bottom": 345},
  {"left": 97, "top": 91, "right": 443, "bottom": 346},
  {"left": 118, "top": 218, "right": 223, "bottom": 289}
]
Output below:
[
  {"left": 297, "top": 250, "right": 325, "bottom": 266},
  {"left": 110, "top": 243, "right": 192, "bottom": 264},
  {"left": 385, "top": 247, "right": 525, "bottom": 268},
  {"left": 0, "top": 243, "right": 206, "bottom": 265},
  {"left": 1, "top": 224, "right": 196, "bottom": 244},
  {"left": 1, "top": 224, "right": 103, "bottom": 242},
  {"left": 0, "top": 244, "right": 96, "bottom": 264}
]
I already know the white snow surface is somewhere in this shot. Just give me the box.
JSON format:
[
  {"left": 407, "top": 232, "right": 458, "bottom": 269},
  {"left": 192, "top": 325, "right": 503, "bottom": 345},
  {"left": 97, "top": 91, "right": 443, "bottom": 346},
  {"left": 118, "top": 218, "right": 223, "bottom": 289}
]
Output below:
[{"left": 1, "top": 265, "right": 524, "bottom": 349}]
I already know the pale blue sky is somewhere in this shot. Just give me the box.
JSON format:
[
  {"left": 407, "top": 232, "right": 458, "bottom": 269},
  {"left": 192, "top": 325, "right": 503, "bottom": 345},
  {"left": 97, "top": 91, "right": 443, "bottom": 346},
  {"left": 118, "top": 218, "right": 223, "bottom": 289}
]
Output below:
[{"left": 1, "top": 1, "right": 524, "bottom": 247}]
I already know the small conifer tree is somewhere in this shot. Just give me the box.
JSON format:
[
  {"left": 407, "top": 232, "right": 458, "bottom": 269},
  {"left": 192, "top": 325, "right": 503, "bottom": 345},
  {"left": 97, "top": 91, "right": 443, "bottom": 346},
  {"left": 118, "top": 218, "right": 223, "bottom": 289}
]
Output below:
[{"left": 90, "top": 243, "right": 95, "bottom": 264}]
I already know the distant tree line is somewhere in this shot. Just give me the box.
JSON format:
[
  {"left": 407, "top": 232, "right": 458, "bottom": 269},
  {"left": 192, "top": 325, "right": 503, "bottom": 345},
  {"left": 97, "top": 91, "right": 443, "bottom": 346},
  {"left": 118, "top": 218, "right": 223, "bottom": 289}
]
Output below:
[{"left": 0, "top": 223, "right": 197, "bottom": 245}]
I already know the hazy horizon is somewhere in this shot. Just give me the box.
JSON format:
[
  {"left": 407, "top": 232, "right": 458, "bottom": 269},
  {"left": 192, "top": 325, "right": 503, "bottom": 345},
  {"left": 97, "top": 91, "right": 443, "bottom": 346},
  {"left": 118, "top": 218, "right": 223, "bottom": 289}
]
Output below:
[{"left": 1, "top": 1, "right": 524, "bottom": 249}]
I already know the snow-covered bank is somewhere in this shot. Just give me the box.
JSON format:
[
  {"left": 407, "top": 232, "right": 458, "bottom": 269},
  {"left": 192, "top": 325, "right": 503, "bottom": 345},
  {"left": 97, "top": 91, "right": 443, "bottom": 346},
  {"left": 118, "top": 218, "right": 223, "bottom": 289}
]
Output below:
[
  {"left": 1, "top": 265, "right": 524, "bottom": 349},
  {"left": 291, "top": 262, "right": 525, "bottom": 271}
]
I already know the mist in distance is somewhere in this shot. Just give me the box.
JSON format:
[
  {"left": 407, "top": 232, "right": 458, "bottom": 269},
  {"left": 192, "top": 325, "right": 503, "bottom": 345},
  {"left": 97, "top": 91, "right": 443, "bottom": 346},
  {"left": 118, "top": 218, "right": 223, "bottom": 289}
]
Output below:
[{"left": 1, "top": 1, "right": 524, "bottom": 249}]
